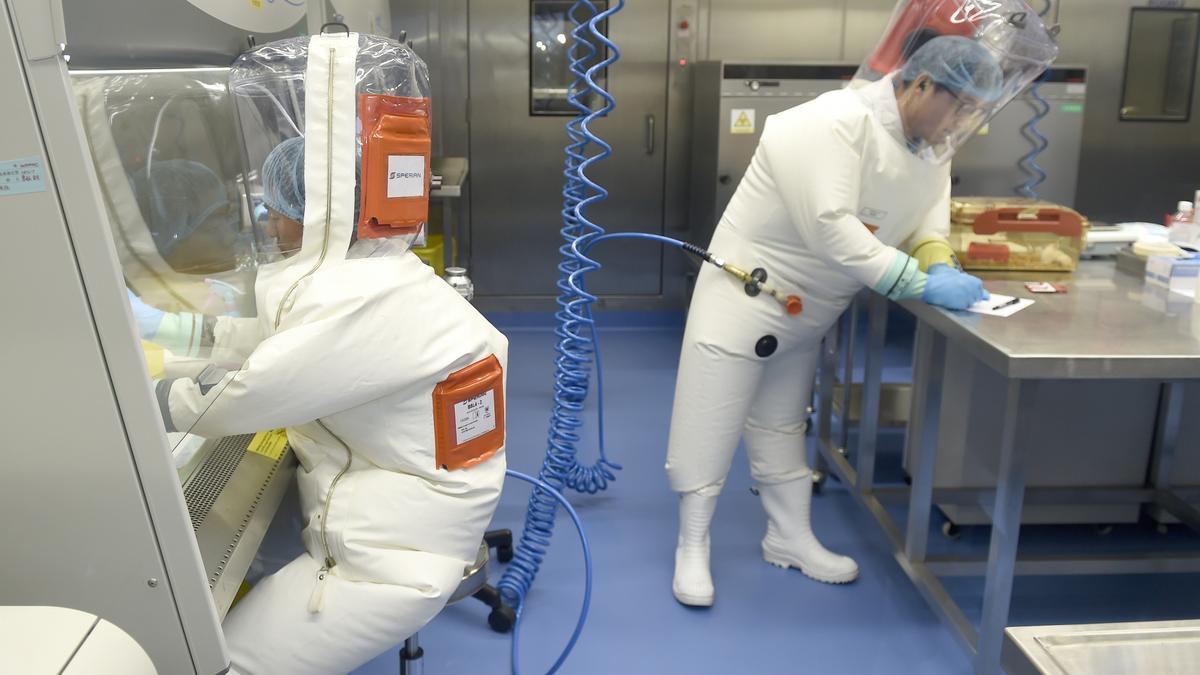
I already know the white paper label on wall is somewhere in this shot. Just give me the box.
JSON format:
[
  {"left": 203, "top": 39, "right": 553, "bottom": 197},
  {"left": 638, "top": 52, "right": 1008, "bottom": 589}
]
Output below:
[
  {"left": 1066, "top": 83, "right": 1087, "bottom": 95},
  {"left": 730, "top": 108, "right": 756, "bottom": 135},
  {"left": 0, "top": 157, "right": 45, "bottom": 196},
  {"left": 454, "top": 389, "right": 497, "bottom": 445},
  {"left": 387, "top": 155, "right": 425, "bottom": 199}
]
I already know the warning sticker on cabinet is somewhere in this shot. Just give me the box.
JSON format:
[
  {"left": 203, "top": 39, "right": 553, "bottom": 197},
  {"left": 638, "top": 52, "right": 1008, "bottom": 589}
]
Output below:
[
  {"left": 730, "top": 108, "right": 756, "bottom": 134},
  {"left": 454, "top": 389, "right": 497, "bottom": 445},
  {"left": 387, "top": 155, "right": 425, "bottom": 199},
  {"left": 247, "top": 429, "right": 288, "bottom": 461}
]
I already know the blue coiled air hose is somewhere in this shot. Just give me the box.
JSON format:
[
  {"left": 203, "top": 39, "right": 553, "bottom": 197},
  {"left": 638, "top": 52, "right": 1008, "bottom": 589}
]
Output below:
[
  {"left": 496, "top": 2, "right": 796, "bottom": 665},
  {"left": 497, "top": 0, "right": 624, "bottom": 614},
  {"left": 504, "top": 470, "right": 592, "bottom": 675},
  {"left": 1016, "top": 0, "right": 1054, "bottom": 199}
]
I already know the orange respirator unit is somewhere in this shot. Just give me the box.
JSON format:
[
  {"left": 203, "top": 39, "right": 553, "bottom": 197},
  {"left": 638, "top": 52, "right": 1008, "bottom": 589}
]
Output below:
[{"left": 357, "top": 94, "right": 432, "bottom": 240}]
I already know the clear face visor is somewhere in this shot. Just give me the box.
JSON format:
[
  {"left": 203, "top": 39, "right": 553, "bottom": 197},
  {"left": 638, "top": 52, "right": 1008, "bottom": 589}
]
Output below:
[{"left": 856, "top": 0, "right": 1060, "bottom": 164}]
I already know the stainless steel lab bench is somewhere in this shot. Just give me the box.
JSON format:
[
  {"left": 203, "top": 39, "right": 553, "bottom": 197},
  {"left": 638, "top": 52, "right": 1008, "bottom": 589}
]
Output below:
[
  {"left": 815, "top": 260, "right": 1200, "bottom": 674},
  {"left": 1004, "top": 619, "right": 1200, "bottom": 675}
]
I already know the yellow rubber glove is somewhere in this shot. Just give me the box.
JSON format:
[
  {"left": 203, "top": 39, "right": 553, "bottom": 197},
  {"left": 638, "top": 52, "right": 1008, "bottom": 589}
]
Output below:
[
  {"left": 141, "top": 340, "right": 166, "bottom": 379},
  {"left": 909, "top": 237, "right": 959, "bottom": 272}
]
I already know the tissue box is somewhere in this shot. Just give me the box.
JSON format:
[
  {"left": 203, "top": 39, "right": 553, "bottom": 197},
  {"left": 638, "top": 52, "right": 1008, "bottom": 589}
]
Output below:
[{"left": 1145, "top": 255, "right": 1200, "bottom": 297}]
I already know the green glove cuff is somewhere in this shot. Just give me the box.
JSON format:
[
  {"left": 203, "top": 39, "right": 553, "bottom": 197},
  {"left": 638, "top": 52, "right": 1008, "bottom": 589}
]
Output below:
[
  {"left": 152, "top": 313, "right": 207, "bottom": 357},
  {"left": 874, "top": 252, "right": 927, "bottom": 300}
]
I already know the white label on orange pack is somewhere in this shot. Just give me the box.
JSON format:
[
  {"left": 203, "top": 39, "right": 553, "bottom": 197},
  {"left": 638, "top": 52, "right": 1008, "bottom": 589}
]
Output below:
[
  {"left": 387, "top": 155, "right": 425, "bottom": 198},
  {"left": 454, "top": 389, "right": 497, "bottom": 445}
]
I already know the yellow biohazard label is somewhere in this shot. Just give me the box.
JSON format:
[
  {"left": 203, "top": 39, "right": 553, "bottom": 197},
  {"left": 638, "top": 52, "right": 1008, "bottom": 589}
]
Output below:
[
  {"left": 247, "top": 429, "right": 288, "bottom": 461},
  {"left": 250, "top": 0, "right": 263, "bottom": 8},
  {"left": 731, "top": 108, "right": 755, "bottom": 135}
]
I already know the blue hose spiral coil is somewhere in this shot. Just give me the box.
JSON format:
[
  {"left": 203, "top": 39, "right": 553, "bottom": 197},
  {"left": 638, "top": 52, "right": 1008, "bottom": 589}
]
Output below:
[
  {"left": 498, "top": 0, "right": 625, "bottom": 612},
  {"left": 1016, "top": 1, "right": 1053, "bottom": 199},
  {"left": 504, "top": 470, "right": 592, "bottom": 675}
]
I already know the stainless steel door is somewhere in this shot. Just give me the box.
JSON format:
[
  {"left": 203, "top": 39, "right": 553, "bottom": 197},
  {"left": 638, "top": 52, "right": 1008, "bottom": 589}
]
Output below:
[{"left": 468, "top": 0, "right": 669, "bottom": 299}]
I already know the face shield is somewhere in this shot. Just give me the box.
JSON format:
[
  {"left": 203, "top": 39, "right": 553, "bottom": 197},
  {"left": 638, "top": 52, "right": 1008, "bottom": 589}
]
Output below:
[
  {"left": 855, "top": 0, "right": 1060, "bottom": 164},
  {"left": 228, "top": 31, "right": 432, "bottom": 278}
]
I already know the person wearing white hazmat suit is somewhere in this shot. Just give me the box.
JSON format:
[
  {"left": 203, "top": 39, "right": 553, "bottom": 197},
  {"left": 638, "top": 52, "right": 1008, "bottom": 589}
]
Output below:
[
  {"left": 667, "top": 0, "right": 1060, "bottom": 607},
  {"left": 153, "top": 31, "right": 509, "bottom": 673}
]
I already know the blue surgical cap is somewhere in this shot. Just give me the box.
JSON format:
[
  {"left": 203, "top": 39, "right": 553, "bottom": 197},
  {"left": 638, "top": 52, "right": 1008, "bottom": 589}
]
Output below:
[
  {"left": 900, "top": 35, "right": 1004, "bottom": 103},
  {"left": 261, "top": 136, "right": 306, "bottom": 222},
  {"left": 130, "top": 159, "right": 235, "bottom": 256},
  {"left": 260, "top": 136, "right": 362, "bottom": 224}
]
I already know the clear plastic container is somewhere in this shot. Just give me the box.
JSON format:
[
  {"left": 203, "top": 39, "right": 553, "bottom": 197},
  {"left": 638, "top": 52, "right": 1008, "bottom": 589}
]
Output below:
[
  {"left": 1168, "top": 200, "right": 1197, "bottom": 246},
  {"left": 949, "top": 197, "right": 1087, "bottom": 272}
]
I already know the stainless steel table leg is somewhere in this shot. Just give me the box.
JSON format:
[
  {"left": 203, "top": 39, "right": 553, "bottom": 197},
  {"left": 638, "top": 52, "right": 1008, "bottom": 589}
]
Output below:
[
  {"left": 1148, "top": 383, "right": 1200, "bottom": 532},
  {"left": 815, "top": 320, "right": 840, "bottom": 478},
  {"left": 905, "top": 320, "right": 946, "bottom": 562},
  {"left": 973, "top": 379, "right": 1036, "bottom": 675},
  {"left": 838, "top": 302, "right": 859, "bottom": 453},
  {"left": 856, "top": 293, "right": 889, "bottom": 493},
  {"left": 1151, "top": 382, "right": 1185, "bottom": 490}
]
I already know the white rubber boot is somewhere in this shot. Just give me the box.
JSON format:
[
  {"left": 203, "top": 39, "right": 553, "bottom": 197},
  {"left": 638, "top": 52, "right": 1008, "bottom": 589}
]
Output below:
[
  {"left": 672, "top": 489, "right": 719, "bottom": 607},
  {"left": 758, "top": 475, "right": 859, "bottom": 584}
]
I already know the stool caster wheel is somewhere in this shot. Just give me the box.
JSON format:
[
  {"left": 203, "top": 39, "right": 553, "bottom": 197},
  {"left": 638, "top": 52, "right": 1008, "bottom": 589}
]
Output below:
[
  {"left": 489, "top": 605, "right": 517, "bottom": 633},
  {"left": 941, "top": 521, "right": 962, "bottom": 540},
  {"left": 812, "top": 471, "right": 826, "bottom": 495},
  {"left": 485, "top": 529, "right": 514, "bottom": 562}
]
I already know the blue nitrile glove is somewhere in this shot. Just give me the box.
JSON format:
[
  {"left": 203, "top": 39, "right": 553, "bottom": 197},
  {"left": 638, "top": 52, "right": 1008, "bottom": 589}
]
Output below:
[
  {"left": 922, "top": 271, "right": 989, "bottom": 310},
  {"left": 927, "top": 263, "right": 957, "bottom": 275},
  {"left": 127, "top": 289, "right": 166, "bottom": 338}
]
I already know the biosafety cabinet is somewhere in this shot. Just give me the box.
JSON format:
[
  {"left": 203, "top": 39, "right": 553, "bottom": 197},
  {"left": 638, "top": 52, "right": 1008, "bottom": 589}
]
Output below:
[
  {"left": 0, "top": 1, "right": 314, "bottom": 672},
  {"left": 687, "top": 61, "right": 1088, "bottom": 251}
]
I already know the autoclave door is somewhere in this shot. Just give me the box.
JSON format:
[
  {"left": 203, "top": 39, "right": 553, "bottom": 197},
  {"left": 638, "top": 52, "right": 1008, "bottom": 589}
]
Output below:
[{"left": 468, "top": 0, "right": 669, "bottom": 300}]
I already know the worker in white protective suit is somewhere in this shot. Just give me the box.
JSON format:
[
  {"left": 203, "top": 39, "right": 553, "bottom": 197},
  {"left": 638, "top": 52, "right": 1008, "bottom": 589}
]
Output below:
[
  {"left": 152, "top": 32, "right": 509, "bottom": 673},
  {"left": 667, "top": 23, "right": 1059, "bottom": 607}
]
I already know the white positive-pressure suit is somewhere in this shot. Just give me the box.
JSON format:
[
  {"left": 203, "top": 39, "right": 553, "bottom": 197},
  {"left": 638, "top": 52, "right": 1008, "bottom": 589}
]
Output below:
[
  {"left": 665, "top": 75, "right": 953, "bottom": 603},
  {"left": 667, "top": 75, "right": 950, "bottom": 493},
  {"left": 154, "top": 36, "right": 508, "bottom": 674}
]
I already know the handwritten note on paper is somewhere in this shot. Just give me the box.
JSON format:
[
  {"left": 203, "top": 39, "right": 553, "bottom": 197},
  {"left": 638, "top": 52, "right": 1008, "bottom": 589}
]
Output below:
[
  {"left": 0, "top": 157, "right": 45, "bottom": 196},
  {"left": 966, "top": 293, "right": 1034, "bottom": 318}
]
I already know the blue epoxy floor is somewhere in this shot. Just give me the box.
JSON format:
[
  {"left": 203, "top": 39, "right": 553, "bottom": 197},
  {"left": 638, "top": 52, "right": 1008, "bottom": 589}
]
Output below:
[{"left": 286, "top": 313, "right": 1199, "bottom": 674}]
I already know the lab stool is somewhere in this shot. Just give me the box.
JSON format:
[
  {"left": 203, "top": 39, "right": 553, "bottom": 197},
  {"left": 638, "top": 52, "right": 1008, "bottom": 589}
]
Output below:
[{"left": 399, "top": 529, "right": 515, "bottom": 674}]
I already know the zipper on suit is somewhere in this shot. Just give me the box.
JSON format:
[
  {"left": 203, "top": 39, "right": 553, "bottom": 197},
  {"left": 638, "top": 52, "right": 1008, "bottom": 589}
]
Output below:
[{"left": 306, "top": 44, "right": 348, "bottom": 614}]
